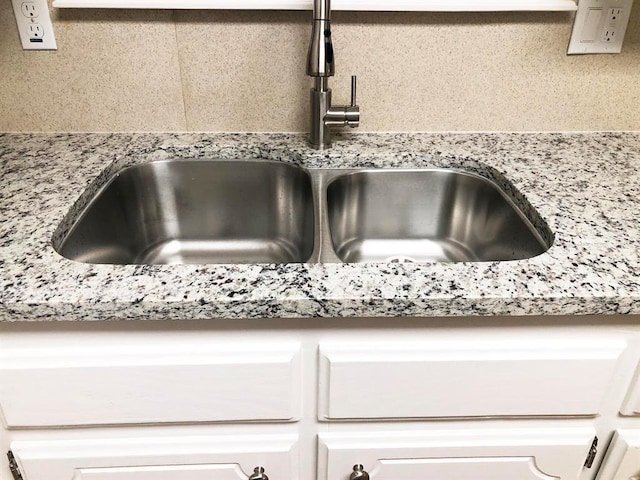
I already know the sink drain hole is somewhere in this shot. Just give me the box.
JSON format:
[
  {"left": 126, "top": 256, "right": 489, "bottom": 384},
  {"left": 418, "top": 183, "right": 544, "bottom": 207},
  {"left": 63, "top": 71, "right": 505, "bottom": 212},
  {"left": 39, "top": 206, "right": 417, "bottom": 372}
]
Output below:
[{"left": 385, "top": 255, "right": 417, "bottom": 264}]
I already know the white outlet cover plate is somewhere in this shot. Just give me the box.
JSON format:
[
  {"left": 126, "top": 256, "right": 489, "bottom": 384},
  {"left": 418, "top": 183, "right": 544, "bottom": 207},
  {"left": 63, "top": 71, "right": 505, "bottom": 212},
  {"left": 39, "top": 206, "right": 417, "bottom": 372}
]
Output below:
[
  {"left": 11, "top": 0, "right": 57, "bottom": 50},
  {"left": 567, "top": 0, "right": 633, "bottom": 53}
]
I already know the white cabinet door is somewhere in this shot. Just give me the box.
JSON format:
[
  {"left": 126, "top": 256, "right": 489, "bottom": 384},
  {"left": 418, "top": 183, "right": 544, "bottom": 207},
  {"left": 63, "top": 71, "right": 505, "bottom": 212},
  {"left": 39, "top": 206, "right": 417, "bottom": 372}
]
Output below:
[
  {"left": 596, "top": 429, "right": 640, "bottom": 480},
  {"left": 319, "top": 428, "right": 596, "bottom": 480},
  {"left": 9, "top": 434, "right": 298, "bottom": 480}
]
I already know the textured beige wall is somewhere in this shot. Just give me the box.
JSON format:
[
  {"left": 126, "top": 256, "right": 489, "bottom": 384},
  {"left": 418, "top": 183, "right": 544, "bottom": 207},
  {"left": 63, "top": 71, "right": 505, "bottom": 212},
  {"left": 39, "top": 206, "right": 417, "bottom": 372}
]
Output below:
[{"left": 1, "top": 1, "right": 639, "bottom": 132}]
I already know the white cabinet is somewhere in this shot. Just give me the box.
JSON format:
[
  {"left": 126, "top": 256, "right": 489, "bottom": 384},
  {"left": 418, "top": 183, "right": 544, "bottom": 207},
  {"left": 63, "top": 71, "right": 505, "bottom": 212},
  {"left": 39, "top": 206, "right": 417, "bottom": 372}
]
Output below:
[
  {"left": 319, "top": 428, "right": 596, "bottom": 480},
  {"left": 2, "top": 323, "right": 640, "bottom": 480},
  {"left": 9, "top": 434, "right": 298, "bottom": 480}
]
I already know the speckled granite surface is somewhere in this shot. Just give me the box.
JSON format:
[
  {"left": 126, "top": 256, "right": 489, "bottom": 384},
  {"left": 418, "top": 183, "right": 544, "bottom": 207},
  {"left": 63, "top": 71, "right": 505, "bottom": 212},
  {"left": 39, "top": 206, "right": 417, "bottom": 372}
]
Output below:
[{"left": 1, "top": 131, "right": 639, "bottom": 322}]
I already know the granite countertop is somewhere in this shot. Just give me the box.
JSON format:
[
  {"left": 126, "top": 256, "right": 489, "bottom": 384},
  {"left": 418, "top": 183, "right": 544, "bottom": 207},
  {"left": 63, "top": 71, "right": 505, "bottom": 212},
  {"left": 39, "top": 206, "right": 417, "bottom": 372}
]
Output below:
[{"left": 1, "top": 131, "right": 640, "bottom": 322}]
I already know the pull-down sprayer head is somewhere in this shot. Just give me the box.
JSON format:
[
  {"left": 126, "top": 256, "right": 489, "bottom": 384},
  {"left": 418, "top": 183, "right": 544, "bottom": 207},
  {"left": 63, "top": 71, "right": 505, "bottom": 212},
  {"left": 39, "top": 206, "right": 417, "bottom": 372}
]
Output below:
[{"left": 306, "top": 0, "right": 334, "bottom": 78}]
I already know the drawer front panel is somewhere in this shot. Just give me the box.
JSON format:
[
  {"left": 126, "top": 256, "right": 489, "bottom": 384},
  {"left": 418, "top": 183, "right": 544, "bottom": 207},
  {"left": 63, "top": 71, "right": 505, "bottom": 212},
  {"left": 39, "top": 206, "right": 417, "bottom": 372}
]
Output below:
[
  {"left": 0, "top": 341, "right": 301, "bottom": 427},
  {"left": 319, "top": 337, "right": 626, "bottom": 419},
  {"left": 10, "top": 434, "right": 297, "bottom": 480}
]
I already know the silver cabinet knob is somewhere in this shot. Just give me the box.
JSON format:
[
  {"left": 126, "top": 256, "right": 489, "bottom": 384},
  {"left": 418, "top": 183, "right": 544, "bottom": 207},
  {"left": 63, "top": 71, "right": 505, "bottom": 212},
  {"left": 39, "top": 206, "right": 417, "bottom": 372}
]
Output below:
[
  {"left": 249, "top": 467, "right": 269, "bottom": 480},
  {"left": 350, "top": 464, "right": 369, "bottom": 480}
]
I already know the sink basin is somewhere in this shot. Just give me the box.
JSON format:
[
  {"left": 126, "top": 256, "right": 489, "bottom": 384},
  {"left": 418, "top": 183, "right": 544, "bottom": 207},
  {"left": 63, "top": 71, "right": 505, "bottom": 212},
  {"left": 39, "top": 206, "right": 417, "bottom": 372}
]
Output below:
[
  {"left": 326, "top": 169, "right": 551, "bottom": 263},
  {"left": 56, "top": 159, "right": 314, "bottom": 264}
]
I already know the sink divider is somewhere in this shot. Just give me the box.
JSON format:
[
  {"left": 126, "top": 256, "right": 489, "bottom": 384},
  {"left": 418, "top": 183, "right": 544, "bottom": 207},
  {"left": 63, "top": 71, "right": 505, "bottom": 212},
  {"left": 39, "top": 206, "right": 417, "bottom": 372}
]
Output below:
[{"left": 308, "top": 169, "right": 357, "bottom": 264}]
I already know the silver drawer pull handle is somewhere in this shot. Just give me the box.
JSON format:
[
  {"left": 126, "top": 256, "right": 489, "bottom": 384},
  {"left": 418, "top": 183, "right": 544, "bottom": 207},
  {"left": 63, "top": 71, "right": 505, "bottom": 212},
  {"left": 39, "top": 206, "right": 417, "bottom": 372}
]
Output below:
[
  {"left": 350, "top": 464, "right": 370, "bottom": 480},
  {"left": 249, "top": 467, "right": 269, "bottom": 480}
]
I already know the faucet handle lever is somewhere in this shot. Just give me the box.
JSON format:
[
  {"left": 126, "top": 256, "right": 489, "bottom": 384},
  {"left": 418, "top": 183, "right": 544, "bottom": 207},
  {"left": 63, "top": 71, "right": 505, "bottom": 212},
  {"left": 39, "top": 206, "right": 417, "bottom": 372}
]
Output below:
[
  {"left": 346, "top": 75, "right": 360, "bottom": 127},
  {"left": 323, "top": 75, "right": 361, "bottom": 129},
  {"left": 350, "top": 75, "right": 357, "bottom": 107}
]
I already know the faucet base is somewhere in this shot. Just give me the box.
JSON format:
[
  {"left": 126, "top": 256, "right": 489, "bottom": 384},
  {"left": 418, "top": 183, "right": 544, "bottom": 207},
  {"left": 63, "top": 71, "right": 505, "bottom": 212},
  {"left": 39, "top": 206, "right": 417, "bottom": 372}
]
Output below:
[
  {"left": 308, "top": 141, "right": 332, "bottom": 150},
  {"left": 309, "top": 87, "right": 333, "bottom": 150}
]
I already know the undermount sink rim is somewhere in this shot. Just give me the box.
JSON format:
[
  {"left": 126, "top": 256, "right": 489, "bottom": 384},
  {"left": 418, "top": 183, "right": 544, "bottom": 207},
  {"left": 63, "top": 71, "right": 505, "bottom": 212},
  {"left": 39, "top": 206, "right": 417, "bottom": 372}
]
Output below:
[{"left": 52, "top": 157, "right": 554, "bottom": 267}]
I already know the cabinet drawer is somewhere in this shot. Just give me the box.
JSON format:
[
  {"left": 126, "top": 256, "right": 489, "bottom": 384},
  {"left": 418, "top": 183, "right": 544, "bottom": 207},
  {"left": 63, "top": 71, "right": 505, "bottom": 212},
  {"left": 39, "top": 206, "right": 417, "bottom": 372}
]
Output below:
[
  {"left": 0, "top": 339, "right": 301, "bottom": 427},
  {"left": 319, "top": 337, "right": 626, "bottom": 419},
  {"left": 9, "top": 433, "right": 297, "bottom": 480},
  {"left": 318, "top": 428, "right": 595, "bottom": 480}
]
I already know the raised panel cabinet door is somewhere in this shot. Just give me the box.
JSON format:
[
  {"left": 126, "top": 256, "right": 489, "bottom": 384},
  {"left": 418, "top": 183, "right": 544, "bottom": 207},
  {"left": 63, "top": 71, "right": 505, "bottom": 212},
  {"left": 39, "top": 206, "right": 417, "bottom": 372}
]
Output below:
[
  {"left": 9, "top": 433, "right": 298, "bottom": 480},
  {"left": 0, "top": 337, "right": 302, "bottom": 427},
  {"left": 318, "top": 427, "right": 596, "bottom": 480},
  {"left": 318, "top": 337, "right": 627, "bottom": 419},
  {"left": 595, "top": 429, "right": 640, "bottom": 480}
]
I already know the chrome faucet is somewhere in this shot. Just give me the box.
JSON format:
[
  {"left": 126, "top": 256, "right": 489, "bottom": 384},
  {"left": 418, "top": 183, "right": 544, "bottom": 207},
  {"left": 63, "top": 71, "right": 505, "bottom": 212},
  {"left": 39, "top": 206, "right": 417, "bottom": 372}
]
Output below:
[{"left": 306, "top": 0, "right": 360, "bottom": 149}]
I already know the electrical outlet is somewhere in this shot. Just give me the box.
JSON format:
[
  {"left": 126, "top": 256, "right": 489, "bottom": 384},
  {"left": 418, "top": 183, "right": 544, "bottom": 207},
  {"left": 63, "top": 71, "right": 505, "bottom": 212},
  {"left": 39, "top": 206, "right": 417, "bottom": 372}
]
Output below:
[
  {"left": 21, "top": 2, "right": 38, "bottom": 17},
  {"left": 28, "top": 23, "right": 44, "bottom": 41},
  {"left": 567, "top": 0, "right": 633, "bottom": 54},
  {"left": 606, "top": 7, "right": 623, "bottom": 22},
  {"left": 11, "top": 0, "right": 56, "bottom": 50},
  {"left": 602, "top": 28, "right": 616, "bottom": 42}
]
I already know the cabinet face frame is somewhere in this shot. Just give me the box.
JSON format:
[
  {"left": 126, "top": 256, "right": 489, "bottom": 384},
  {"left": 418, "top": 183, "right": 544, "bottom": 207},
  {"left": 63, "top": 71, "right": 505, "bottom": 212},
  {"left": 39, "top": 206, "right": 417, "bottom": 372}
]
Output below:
[{"left": 620, "top": 362, "right": 640, "bottom": 415}]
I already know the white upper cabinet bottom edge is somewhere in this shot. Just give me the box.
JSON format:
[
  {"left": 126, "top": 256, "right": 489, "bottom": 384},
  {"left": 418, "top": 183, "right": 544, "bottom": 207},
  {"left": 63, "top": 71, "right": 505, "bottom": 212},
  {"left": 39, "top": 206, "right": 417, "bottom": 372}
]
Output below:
[{"left": 51, "top": 0, "right": 578, "bottom": 11}]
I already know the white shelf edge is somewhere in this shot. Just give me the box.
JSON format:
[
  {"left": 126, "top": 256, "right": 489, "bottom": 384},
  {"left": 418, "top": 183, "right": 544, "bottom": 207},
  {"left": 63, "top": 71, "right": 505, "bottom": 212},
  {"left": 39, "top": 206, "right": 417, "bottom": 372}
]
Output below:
[{"left": 52, "top": 0, "right": 578, "bottom": 11}]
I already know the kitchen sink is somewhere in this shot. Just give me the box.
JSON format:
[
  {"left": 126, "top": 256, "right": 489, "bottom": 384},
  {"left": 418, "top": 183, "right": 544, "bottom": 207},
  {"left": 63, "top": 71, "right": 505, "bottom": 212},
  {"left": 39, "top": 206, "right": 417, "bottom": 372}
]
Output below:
[
  {"left": 325, "top": 169, "right": 550, "bottom": 263},
  {"left": 55, "top": 160, "right": 314, "bottom": 264},
  {"left": 54, "top": 159, "right": 552, "bottom": 265}
]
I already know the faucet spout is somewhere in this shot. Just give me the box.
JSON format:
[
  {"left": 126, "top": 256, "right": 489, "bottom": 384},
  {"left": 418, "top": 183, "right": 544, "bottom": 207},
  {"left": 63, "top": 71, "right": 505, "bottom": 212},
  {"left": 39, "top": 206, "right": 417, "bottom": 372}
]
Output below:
[{"left": 306, "top": 0, "right": 360, "bottom": 149}]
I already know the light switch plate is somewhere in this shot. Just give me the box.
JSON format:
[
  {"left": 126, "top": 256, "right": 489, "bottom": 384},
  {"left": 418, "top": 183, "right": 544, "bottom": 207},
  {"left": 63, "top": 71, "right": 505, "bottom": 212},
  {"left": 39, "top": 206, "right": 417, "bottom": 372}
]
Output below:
[
  {"left": 567, "top": 0, "right": 633, "bottom": 54},
  {"left": 11, "top": 0, "right": 57, "bottom": 50}
]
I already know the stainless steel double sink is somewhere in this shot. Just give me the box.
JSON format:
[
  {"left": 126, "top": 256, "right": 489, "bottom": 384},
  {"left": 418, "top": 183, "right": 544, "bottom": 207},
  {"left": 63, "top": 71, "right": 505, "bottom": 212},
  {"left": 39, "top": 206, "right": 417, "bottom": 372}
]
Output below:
[{"left": 54, "top": 159, "right": 552, "bottom": 265}]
